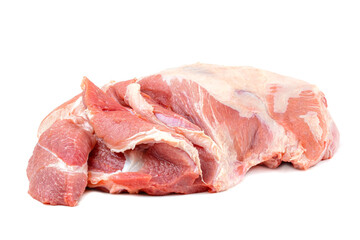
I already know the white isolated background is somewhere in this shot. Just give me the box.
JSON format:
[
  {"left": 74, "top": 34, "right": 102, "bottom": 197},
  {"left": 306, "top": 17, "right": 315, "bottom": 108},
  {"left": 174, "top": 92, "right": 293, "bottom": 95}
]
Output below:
[{"left": 0, "top": 0, "right": 359, "bottom": 239}]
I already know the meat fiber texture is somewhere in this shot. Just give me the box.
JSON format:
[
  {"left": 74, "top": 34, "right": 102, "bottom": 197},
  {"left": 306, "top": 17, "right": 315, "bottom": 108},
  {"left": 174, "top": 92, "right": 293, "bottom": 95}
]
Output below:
[{"left": 27, "top": 63, "right": 339, "bottom": 206}]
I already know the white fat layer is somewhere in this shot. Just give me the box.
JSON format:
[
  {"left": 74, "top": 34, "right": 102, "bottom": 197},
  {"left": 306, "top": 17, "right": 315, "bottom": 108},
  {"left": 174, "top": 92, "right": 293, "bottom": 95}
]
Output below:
[
  {"left": 111, "top": 128, "right": 173, "bottom": 152},
  {"left": 125, "top": 83, "right": 157, "bottom": 121},
  {"left": 300, "top": 111, "right": 323, "bottom": 141},
  {"left": 179, "top": 128, "right": 221, "bottom": 160},
  {"left": 100, "top": 80, "right": 116, "bottom": 91},
  {"left": 110, "top": 127, "right": 201, "bottom": 176},
  {"left": 85, "top": 109, "right": 95, "bottom": 120},
  {"left": 272, "top": 85, "right": 317, "bottom": 113},
  {"left": 79, "top": 117, "right": 93, "bottom": 133},
  {"left": 159, "top": 66, "right": 307, "bottom": 150},
  {"left": 88, "top": 169, "right": 122, "bottom": 184},
  {"left": 196, "top": 85, "right": 238, "bottom": 189},
  {"left": 71, "top": 96, "right": 83, "bottom": 112},
  {"left": 156, "top": 64, "right": 321, "bottom": 190},
  {"left": 122, "top": 150, "right": 145, "bottom": 172},
  {"left": 160, "top": 63, "right": 318, "bottom": 114},
  {"left": 38, "top": 96, "right": 93, "bottom": 137},
  {"left": 38, "top": 143, "right": 87, "bottom": 174},
  {"left": 88, "top": 170, "right": 137, "bottom": 194}
]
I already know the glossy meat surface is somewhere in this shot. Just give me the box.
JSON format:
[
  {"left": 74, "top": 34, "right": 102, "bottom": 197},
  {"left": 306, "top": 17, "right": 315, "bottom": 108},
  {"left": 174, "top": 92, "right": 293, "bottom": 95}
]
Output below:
[{"left": 27, "top": 64, "right": 339, "bottom": 206}]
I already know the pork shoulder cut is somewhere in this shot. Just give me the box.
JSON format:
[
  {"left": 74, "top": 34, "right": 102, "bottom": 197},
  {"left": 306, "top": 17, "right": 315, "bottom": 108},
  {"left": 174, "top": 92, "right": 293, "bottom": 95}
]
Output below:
[{"left": 27, "top": 63, "right": 339, "bottom": 206}]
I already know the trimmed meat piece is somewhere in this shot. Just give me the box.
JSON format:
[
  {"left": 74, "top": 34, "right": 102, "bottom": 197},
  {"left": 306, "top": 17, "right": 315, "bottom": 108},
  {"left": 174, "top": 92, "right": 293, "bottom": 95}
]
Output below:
[
  {"left": 27, "top": 119, "right": 95, "bottom": 206},
  {"left": 27, "top": 63, "right": 339, "bottom": 206}
]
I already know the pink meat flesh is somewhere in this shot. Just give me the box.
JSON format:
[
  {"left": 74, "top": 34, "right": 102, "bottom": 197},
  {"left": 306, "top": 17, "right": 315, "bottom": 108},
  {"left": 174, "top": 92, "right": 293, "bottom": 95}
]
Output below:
[
  {"left": 27, "top": 119, "right": 95, "bottom": 206},
  {"left": 27, "top": 63, "right": 339, "bottom": 206}
]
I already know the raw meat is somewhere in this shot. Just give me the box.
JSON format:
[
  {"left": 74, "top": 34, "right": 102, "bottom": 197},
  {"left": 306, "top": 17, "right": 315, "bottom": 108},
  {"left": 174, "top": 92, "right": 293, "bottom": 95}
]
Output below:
[
  {"left": 27, "top": 119, "right": 95, "bottom": 206},
  {"left": 27, "top": 92, "right": 95, "bottom": 206},
  {"left": 27, "top": 63, "right": 339, "bottom": 206},
  {"left": 82, "top": 77, "right": 206, "bottom": 194},
  {"left": 137, "top": 64, "right": 339, "bottom": 190}
]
